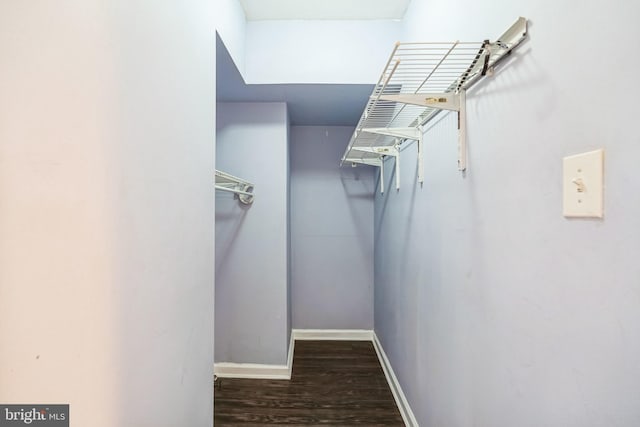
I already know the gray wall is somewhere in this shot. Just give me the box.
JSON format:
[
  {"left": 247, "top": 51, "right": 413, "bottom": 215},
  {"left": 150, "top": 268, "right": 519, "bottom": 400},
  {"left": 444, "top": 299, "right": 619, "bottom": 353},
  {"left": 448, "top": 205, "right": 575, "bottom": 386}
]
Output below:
[
  {"left": 375, "top": 1, "right": 640, "bottom": 426},
  {"left": 216, "top": 102, "right": 290, "bottom": 365},
  {"left": 291, "top": 126, "right": 374, "bottom": 330},
  {"left": 0, "top": 1, "right": 215, "bottom": 426}
]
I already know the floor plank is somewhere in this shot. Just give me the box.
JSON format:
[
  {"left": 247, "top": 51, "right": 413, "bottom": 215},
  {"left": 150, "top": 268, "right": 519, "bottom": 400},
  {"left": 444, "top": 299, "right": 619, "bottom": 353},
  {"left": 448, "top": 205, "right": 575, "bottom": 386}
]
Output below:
[{"left": 214, "top": 340, "right": 404, "bottom": 426}]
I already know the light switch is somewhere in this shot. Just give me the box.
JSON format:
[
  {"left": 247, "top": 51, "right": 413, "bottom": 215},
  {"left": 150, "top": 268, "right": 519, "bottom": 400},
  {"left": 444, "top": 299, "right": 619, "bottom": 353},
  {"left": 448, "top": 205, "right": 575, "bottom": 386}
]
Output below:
[{"left": 563, "top": 149, "right": 604, "bottom": 218}]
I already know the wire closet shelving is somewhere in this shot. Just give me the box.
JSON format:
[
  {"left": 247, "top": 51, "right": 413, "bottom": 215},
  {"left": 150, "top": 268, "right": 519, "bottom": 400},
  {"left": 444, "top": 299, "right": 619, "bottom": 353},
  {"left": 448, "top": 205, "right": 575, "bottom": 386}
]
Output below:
[
  {"left": 215, "top": 170, "right": 255, "bottom": 204},
  {"left": 341, "top": 17, "right": 528, "bottom": 192}
]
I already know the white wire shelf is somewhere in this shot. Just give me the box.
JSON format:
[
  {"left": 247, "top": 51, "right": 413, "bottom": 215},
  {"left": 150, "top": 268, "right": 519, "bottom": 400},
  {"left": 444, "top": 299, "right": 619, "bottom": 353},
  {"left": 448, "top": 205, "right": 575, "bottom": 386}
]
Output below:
[
  {"left": 215, "top": 170, "right": 255, "bottom": 204},
  {"left": 341, "top": 17, "right": 528, "bottom": 192}
]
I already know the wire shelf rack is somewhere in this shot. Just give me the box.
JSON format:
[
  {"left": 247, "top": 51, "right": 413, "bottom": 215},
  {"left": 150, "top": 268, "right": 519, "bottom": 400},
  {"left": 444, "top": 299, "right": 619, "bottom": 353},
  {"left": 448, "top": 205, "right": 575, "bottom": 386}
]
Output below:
[{"left": 341, "top": 17, "right": 528, "bottom": 189}]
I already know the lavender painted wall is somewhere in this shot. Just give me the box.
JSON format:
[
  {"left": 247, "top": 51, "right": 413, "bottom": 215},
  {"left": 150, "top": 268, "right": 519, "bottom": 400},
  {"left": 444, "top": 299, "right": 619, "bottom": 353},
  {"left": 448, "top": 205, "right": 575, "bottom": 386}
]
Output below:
[
  {"left": 291, "top": 126, "right": 374, "bottom": 330},
  {"left": 375, "top": 1, "right": 640, "bottom": 426},
  {"left": 215, "top": 102, "right": 290, "bottom": 365}
]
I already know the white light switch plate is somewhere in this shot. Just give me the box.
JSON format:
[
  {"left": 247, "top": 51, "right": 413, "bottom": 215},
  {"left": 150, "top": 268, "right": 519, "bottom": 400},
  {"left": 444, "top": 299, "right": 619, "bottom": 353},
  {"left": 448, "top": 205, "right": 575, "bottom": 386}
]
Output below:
[{"left": 563, "top": 149, "right": 604, "bottom": 218}]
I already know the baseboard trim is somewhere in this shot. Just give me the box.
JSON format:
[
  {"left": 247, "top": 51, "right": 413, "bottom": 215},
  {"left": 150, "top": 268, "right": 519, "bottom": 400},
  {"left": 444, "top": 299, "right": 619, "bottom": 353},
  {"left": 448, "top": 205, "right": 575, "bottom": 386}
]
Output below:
[
  {"left": 214, "top": 362, "right": 290, "bottom": 379},
  {"left": 372, "top": 332, "right": 419, "bottom": 427},
  {"left": 286, "top": 329, "right": 295, "bottom": 378},
  {"left": 214, "top": 333, "right": 295, "bottom": 380},
  {"left": 292, "top": 329, "right": 374, "bottom": 341}
]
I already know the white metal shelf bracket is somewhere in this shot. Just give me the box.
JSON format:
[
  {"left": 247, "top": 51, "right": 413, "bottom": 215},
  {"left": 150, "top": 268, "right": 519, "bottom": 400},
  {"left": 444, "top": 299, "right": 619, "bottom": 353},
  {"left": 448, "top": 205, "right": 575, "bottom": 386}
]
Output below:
[
  {"left": 374, "top": 142, "right": 402, "bottom": 192},
  {"left": 362, "top": 127, "right": 422, "bottom": 140},
  {"left": 458, "top": 89, "right": 467, "bottom": 171},
  {"left": 380, "top": 160, "right": 385, "bottom": 194},
  {"left": 395, "top": 150, "right": 400, "bottom": 190},
  {"left": 377, "top": 92, "right": 467, "bottom": 173},
  {"left": 341, "top": 17, "right": 528, "bottom": 186},
  {"left": 214, "top": 170, "right": 255, "bottom": 204},
  {"left": 377, "top": 94, "right": 460, "bottom": 111},
  {"left": 360, "top": 128, "right": 421, "bottom": 192},
  {"left": 417, "top": 126, "right": 424, "bottom": 183}
]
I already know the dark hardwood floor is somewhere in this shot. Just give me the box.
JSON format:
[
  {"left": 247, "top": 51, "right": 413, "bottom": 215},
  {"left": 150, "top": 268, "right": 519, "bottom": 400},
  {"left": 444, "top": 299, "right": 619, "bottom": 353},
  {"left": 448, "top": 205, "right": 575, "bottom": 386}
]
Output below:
[{"left": 214, "top": 340, "right": 404, "bottom": 426}]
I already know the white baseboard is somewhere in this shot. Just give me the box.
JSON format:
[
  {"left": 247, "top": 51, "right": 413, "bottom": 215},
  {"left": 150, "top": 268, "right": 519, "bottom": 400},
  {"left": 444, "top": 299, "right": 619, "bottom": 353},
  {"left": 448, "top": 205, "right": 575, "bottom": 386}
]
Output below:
[
  {"left": 214, "top": 362, "right": 290, "bottom": 379},
  {"left": 286, "top": 329, "right": 295, "bottom": 374},
  {"left": 292, "top": 328, "right": 374, "bottom": 341},
  {"left": 373, "top": 332, "right": 419, "bottom": 427},
  {"left": 214, "top": 332, "right": 295, "bottom": 380}
]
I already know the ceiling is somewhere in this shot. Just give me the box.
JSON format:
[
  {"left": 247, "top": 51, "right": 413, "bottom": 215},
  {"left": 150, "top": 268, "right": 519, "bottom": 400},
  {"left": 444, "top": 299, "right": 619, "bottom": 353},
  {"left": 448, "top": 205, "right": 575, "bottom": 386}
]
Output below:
[
  {"left": 216, "top": 35, "right": 373, "bottom": 126},
  {"left": 238, "top": 0, "right": 411, "bottom": 21},
  {"left": 219, "top": 1, "right": 411, "bottom": 125}
]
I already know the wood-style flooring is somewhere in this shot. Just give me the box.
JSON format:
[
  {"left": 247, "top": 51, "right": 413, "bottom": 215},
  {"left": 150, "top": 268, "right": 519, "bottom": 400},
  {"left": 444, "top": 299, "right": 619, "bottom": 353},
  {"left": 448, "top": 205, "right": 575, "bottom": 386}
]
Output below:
[{"left": 214, "top": 340, "right": 404, "bottom": 426}]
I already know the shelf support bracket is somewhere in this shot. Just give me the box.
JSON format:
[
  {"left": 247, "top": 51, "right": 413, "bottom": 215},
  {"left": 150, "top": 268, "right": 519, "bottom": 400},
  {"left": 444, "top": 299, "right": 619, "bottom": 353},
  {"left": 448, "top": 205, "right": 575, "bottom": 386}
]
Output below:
[
  {"left": 378, "top": 93, "right": 460, "bottom": 112},
  {"left": 380, "top": 159, "right": 385, "bottom": 194},
  {"left": 361, "top": 127, "right": 422, "bottom": 140},
  {"left": 348, "top": 158, "right": 383, "bottom": 167},
  {"left": 417, "top": 126, "right": 424, "bottom": 184},
  {"left": 352, "top": 146, "right": 399, "bottom": 157},
  {"left": 458, "top": 89, "right": 467, "bottom": 171},
  {"left": 395, "top": 151, "right": 401, "bottom": 190},
  {"left": 362, "top": 127, "right": 425, "bottom": 187},
  {"left": 369, "top": 142, "right": 402, "bottom": 193}
]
